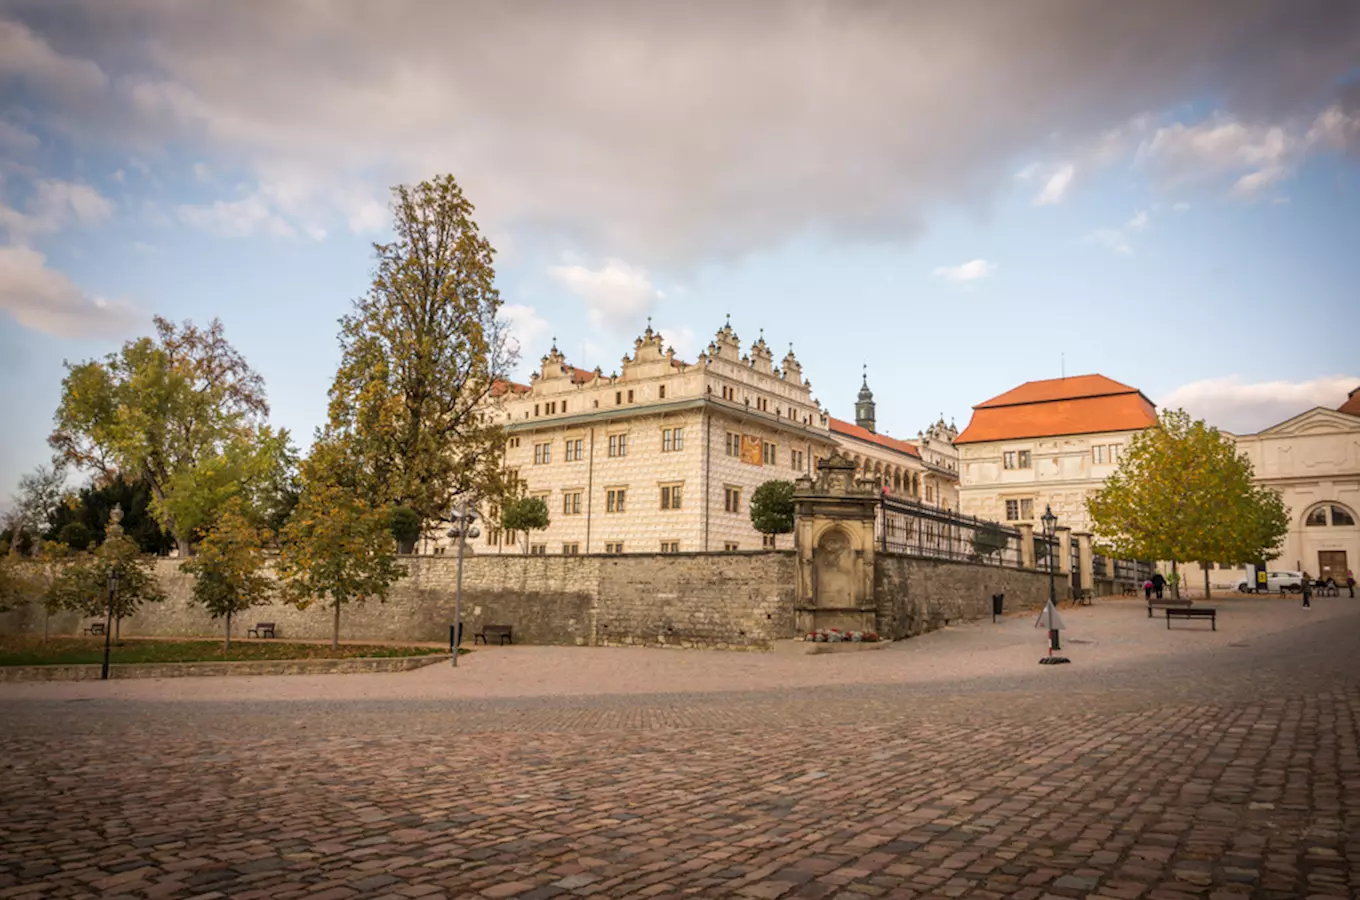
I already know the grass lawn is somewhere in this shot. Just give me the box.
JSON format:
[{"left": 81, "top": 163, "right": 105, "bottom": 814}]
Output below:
[{"left": 0, "top": 635, "right": 449, "bottom": 667}]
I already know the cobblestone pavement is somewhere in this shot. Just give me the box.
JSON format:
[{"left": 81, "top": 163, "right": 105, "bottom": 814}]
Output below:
[{"left": 2, "top": 602, "right": 1359, "bottom": 899}]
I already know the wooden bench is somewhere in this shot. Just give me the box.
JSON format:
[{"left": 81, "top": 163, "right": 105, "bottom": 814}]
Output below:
[
  {"left": 82, "top": 622, "right": 106, "bottom": 636},
  {"left": 1147, "top": 599, "right": 1192, "bottom": 618},
  {"left": 474, "top": 625, "right": 513, "bottom": 646},
  {"left": 1165, "top": 607, "right": 1216, "bottom": 630},
  {"left": 247, "top": 622, "right": 276, "bottom": 638},
  {"left": 1072, "top": 588, "right": 1094, "bottom": 606}
]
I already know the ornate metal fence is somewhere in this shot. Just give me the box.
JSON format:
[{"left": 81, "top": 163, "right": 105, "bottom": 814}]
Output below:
[{"left": 877, "top": 496, "right": 1024, "bottom": 568}]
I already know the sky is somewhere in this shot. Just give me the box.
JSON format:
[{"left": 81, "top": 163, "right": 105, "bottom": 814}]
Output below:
[{"left": 2, "top": 0, "right": 1359, "bottom": 498}]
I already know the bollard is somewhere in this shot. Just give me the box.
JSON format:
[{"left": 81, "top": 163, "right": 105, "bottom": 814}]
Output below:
[{"left": 991, "top": 593, "right": 1004, "bottom": 623}]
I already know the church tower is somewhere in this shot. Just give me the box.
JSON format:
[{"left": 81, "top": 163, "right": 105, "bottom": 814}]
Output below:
[{"left": 855, "top": 367, "right": 876, "bottom": 433}]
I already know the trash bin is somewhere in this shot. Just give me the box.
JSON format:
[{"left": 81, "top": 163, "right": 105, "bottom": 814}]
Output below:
[
  {"left": 991, "top": 593, "right": 1004, "bottom": 622},
  {"left": 449, "top": 622, "right": 463, "bottom": 652}
]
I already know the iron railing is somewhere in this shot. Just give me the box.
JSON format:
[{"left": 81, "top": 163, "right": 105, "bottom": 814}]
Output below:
[{"left": 877, "top": 496, "right": 1024, "bottom": 568}]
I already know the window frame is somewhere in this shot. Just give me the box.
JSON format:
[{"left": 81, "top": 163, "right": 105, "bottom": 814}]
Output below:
[
  {"left": 660, "top": 483, "right": 683, "bottom": 511},
  {"left": 606, "top": 487, "right": 627, "bottom": 513}
]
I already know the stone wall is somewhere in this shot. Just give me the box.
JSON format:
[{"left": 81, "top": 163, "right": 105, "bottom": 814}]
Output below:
[{"left": 874, "top": 553, "right": 1051, "bottom": 640}]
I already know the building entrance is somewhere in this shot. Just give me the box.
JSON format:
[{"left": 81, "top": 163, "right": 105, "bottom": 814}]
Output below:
[{"left": 1318, "top": 550, "right": 1348, "bottom": 582}]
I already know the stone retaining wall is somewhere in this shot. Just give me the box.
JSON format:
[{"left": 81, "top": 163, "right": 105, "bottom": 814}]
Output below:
[
  {"left": 874, "top": 554, "right": 1051, "bottom": 640},
  {"left": 0, "top": 653, "right": 450, "bottom": 682}
]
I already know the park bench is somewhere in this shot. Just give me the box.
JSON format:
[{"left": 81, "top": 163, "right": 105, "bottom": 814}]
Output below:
[
  {"left": 247, "top": 622, "right": 277, "bottom": 639},
  {"left": 474, "top": 624, "right": 513, "bottom": 646},
  {"left": 1071, "top": 588, "right": 1094, "bottom": 607},
  {"left": 1120, "top": 583, "right": 1140, "bottom": 597},
  {"left": 82, "top": 621, "right": 106, "bottom": 636},
  {"left": 1165, "top": 607, "right": 1216, "bottom": 630},
  {"left": 1147, "top": 598, "right": 1192, "bottom": 618}
]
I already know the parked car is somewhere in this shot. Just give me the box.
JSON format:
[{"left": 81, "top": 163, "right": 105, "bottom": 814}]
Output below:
[{"left": 1237, "top": 570, "right": 1305, "bottom": 593}]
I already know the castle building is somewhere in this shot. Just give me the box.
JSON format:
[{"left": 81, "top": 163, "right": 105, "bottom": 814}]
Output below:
[
  {"left": 955, "top": 375, "right": 1159, "bottom": 533},
  {"left": 449, "top": 321, "right": 958, "bottom": 555}
]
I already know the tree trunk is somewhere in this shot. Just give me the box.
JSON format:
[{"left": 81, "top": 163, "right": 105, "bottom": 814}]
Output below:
[
  {"left": 224, "top": 609, "right": 232, "bottom": 651},
  {"left": 332, "top": 600, "right": 341, "bottom": 650},
  {"left": 115, "top": 615, "right": 121, "bottom": 641},
  {"left": 1203, "top": 566, "right": 1212, "bottom": 600},
  {"left": 1171, "top": 560, "right": 1180, "bottom": 600}
]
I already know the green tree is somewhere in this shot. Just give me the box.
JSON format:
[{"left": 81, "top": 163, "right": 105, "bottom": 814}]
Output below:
[
  {"left": 182, "top": 499, "right": 273, "bottom": 649},
  {"left": 0, "top": 554, "right": 37, "bottom": 613},
  {"left": 57, "top": 522, "right": 94, "bottom": 551},
  {"left": 47, "top": 507, "right": 166, "bottom": 637},
  {"left": 749, "top": 480, "right": 795, "bottom": 549},
  {"left": 50, "top": 316, "right": 270, "bottom": 556},
  {"left": 8, "top": 463, "right": 68, "bottom": 556},
  {"left": 320, "top": 174, "right": 514, "bottom": 523},
  {"left": 970, "top": 522, "right": 1011, "bottom": 564},
  {"left": 500, "top": 496, "right": 549, "bottom": 554},
  {"left": 277, "top": 472, "right": 406, "bottom": 649},
  {"left": 45, "top": 474, "right": 175, "bottom": 555},
  {"left": 388, "top": 507, "right": 422, "bottom": 554},
  {"left": 1087, "top": 409, "right": 1289, "bottom": 599}
]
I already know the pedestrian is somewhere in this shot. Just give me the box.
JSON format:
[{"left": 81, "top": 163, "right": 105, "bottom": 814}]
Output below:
[
  {"left": 1301, "top": 571, "right": 1312, "bottom": 609},
  {"left": 1348, "top": 570, "right": 1356, "bottom": 599},
  {"left": 1143, "top": 578, "right": 1153, "bottom": 602},
  {"left": 1151, "top": 571, "right": 1166, "bottom": 600}
]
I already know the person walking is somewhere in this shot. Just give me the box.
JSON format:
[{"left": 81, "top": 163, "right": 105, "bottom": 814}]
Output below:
[
  {"left": 1151, "top": 571, "right": 1166, "bottom": 600},
  {"left": 1301, "top": 571, "right": 1312, "bottom": 609},
  {"left": 1143, "top": 578, "right": 1154, "bottom": 602},
  {"left": 1347, "top": 570, "right": 1356, "bottom": 599}
]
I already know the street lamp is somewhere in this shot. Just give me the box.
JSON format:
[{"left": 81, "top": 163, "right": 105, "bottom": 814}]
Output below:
[
  {"left": 446, "top": 499, "right": 480, "bottom": 668},
  {"left": 101, "top": 566, "right": 119, "bottom": 681},
  {"left": 1038, "top": 504, "right": 1065, "bottom": 657}
]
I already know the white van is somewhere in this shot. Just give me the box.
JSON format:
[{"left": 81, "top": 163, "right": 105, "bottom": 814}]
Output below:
[{"left": 1237, "top": 570, "right": 1305, "bottom": 593}]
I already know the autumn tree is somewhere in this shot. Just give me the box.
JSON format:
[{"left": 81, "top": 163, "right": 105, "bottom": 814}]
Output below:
[
  {"left": 1087, "top": 409, "right": 1289, "bottom": 599},
  {"left": 45, "top": 474, "right": 175, "bottom": 555},
  {"left": 49, "top": 316, "right": 275, "bottom": 555},
  {"left": 750, "top": 480, "right": 795, "bottom": 549},
  {"left": 320, "top": 174, "right": 514, "bottom": 523},
  {"left": 47, "top": 507, "right": 165, "bottom": 637},
  {"left": 277, "top": 462, "right": 406, "bottom": 649},
  {"left": 182, "top": 499, "right": 273, "bottom": 649},
  {"left": 8, "top": 463, "right": 68, "bottom": 556},
  {"left": 500, "top": 496, "right": 549, "bottom": 554}
]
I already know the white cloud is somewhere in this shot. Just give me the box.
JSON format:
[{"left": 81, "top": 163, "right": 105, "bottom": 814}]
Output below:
[
  {"left": 651, "top": 324, "right": 698, "bottom": 362},
  {"left": 177, "top": 193, "right": 296, "bottom": 238},
  {"left": 193, "top": 162, "right": 211, "bottom": 182},
  {"left": 1085, "top": 227, "right": 1133, "bottom": 255},
  {"left": 0, "top": 120, "right": 39, "bottom": 154},
  {"left": 0, "top": 178, "right": 114, "bottom": 242},
  {"left": 547, "top": 259, "right": 661, "bottom": 328},
  {"left": 1033, "top": 163, "right": 1075, "bottom": 205},
  {"left": 1161, "top": 375, "right": 1360, "bottom": 434},
  {"left": 0, "top": 19, "right": 107, "bottom": 101},
  {"left": 0, "top": 245, "right": 137, "bottom": 337},
  {"left": 1125, "top": 210, "right": 1149, "bottom": 230},
  {"left": 932, "top": 259, "right": 997, "bottom": 283},
  {"left": 500, "top": 303, "right": 551, "bottom": 365}
]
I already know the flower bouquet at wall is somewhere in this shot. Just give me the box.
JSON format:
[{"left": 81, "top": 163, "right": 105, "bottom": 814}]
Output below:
[{"left": 804, "top": 628, "right": 879, "bottom": 643}]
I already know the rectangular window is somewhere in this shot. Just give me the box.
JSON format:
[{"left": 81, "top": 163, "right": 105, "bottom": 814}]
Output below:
[
  {"left": 762, "top": 441, "right": 776, "bottom": 465},
  {"left": 486, "top": 528, "right": 501, "bottom": 547},
  {"left": 724, "top": 486, "right": 742, "bottom": 514},
  {"left": 662, "top": 427, "right": 684, "bottom": 452},
  {"left": 605, "top": 542, "right": 624, "bottom": 554},
  {"left": 723, "top": 542, "right": 739, "bottom": 552},
  {"left": 757, "top": 397, "right": 768, "bottom": 412},
  {"left": 1020, "top": 498, "right": 1034, "bottom": 520},
  {"left": 1005, "top": 499, "right": 1019, "bottom": 521},
  {"left": 1092, "top": 444, "right": 1107, "bottom": 465},
  {"left": 790, "top": 449, "right": 804, "bottom": 470},
  {"left": 660, "top": 541, "right": 679, "bottom": 554},
  {"left": 1110, "top": 444, "right": 1121, "bottom": 462},
  {"left": 546, "top": 401, "right": 555, "bottom": 414},
  {"left": 726, "top": 432, "right": 741, "bottom": 457},
  {"left": 564, "top": 438, "right": 583, "bottom": 462},
  {"left": 562, "top": 491, "right": 582, "bottom": 516},
  {"left": 505, "top": 470, "right": 519, "bottom": 490},
  {"left": 762, "top": 534, "right": 776, "bottom": 549},
  {"left": 563, "top": 542, "right": 580, "bottom": 555},
  {"left": 608, "top": 433, "right": 628, "bottom": 457},
  {"left": 616, "top": 391, "right": 623, "bottom": 405},
  {"left": 507, "top": 437, "right": 521, "bottom": 449},
  {"left": 606, "top": 488, "right": 627, "bottom": 513},
  {"left": 627, "top": 390, "right": 634, "bottom": 403},
  {"left": 533, "top": 442, "right": 551, "bottom": 465},
  {"left": 721, "top": 385, "right": 735, "bottom": 401},
  {"left": 1003, "top": 451, "right": 1015, "bottom": 470},
  {"left": 660, "top": 484, "right": 683, "bottom": 510},
  {"left": 1018, "top": 450, "right": 1031, "bottom": 468},
  {"left": 659, "top": 385, "right": 666, "bottom": 400},
  {"left": 530, "top": 544, "right": 547, "bottom": 556},
  {"left": 926, "top": 484, "right": 935, "bottom": 502},
  {"left": 534, "top": 403, "right": 540, "bottom": 416}
]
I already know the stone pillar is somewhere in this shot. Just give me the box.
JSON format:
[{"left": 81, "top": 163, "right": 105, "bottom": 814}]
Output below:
[
  {"left": 1055, "top": 526, "right": 1072, "bottom": 576},
  {"left": 792, "top": 454, "right": 881, "bottom": 636},
  {"left": 1017, "top": 523, "right": 1035, "bottom": 569},
  {"left": 1076, "top": 532, "right": 1094, "bottom": 593}
]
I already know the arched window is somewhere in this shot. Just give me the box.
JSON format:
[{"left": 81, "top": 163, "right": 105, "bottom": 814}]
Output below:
[{"left": 1306, "top": 504, "right": 1357, "bottom": 527}]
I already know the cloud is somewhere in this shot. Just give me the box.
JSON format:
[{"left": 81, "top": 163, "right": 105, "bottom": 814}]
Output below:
[
  {"left": 651, "top": 324, "right": 698, "bottom": 362},
  {"left": 0, "top": 245, "right": 138, "bottom": 337},
  {"left": 3, "top": 3, "right": 1359, "bottom": 262},
  {"left": 0, "top": 178, "right": 114, "bottom": 242},
  {"left": 500, "top": 302, "right": 551, "bottom": 365},
  {"left": 1172, "top": 201, "right": 1190, "bottom": 211},
  {"left": 177, "top": 193, "right": 297, "bottom": 238},
  {"left": 1161, "top": 375, "right": 1360, "bottom": 434},
  {"left": 1085, "top": 228, "right": 1133, "bottom": 255},
  {"left": 0, "top": 120, "right": 39, "bottom": 154},
  {"left": 932, "top": 259, "right": 997, "bottom": 282},
  {"left": 547, "top": 258, "right": 660, "bottom": 327},
  {"left": 1033, "top": 164, "right": 1075, "bottom": 205},
  {"left": 1126, "top": 210, "right": 1149, "bottom": 230}
]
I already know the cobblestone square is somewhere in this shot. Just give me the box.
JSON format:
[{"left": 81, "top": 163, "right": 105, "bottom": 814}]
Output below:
[{"left": 2, "top": 597, "right": 1358, "bottom": 899}]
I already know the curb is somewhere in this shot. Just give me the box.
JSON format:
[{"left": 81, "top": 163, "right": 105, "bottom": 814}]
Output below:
[{"left": 0, "top": 653, "right": 452, "bottom": 682}]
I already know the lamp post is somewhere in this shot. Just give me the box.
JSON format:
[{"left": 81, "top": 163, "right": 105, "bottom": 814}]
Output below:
[
  {"left": 1041, "top": 504, "right": 1060, "bottom": 653},
  {"left": 101, "top": 566, "right": 119, "bottom": 681},
  {"left": 447, "top": 498, "right": 480, "bottom": 668}
]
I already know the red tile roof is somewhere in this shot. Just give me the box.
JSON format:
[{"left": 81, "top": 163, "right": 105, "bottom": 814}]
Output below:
[
  {"left": 1340, "top": 387, "right": 1360, "bottom": 418},
  {"left": 490, "top": 379, "right": 530, "bottom": 398},
  {"left": 956, "top": 375, "right": 1158, "bottom": 444},
  {"left": 829, "top": 417, "right": 920, "bottom": 458},
  {"left": 565, "top": 366, "right": 597, "bottom": 385}
]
